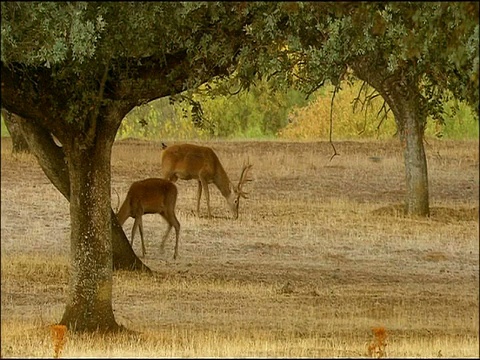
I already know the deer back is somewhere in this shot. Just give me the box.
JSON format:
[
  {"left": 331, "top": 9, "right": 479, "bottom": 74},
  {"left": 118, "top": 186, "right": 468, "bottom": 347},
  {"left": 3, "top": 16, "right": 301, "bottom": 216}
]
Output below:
[
  {"left": 161, "top": 144, "right": 230, "bottom": 186},
  {"left": 117, "top": 178, "right": 177, "bottom": 224}
]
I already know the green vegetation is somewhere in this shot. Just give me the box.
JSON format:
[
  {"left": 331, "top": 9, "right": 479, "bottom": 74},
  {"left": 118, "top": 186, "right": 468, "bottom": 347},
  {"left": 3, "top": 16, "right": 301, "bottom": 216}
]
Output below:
[
  {"left": 434, "top": 98, "right": 479, "bottom": 139},
  {"left": 196, "top": 81, "right": 310, "bottom": 139},
  {"left": 117, "top": 97, "right": 209, "bottom": 141},
  {"left": 116, "top": 80, "right": 311, "bottom": 141},
  {"left": 1, "top": 114, "right": 9, "bottom": 137},
  {"left": 278, "top": 82, "right": 479, "bottom": 141},
  {"left": 115, "top": 80, "right": 478, "bottom": 141}
]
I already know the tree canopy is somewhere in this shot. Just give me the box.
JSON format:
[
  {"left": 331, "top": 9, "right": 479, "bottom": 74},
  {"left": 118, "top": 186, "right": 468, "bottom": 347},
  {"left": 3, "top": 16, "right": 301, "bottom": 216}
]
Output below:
[
  {"left": 1, "top": 2, "right": 251, "bottom": 129},
  {"left": 234, "top": 2, "right": 479, "bottom": 109}
]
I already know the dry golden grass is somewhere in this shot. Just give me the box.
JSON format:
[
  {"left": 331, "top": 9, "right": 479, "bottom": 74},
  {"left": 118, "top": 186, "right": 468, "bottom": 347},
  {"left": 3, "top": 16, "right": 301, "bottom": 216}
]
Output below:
[{"left": 1, "top": 137, "right": 478, "bottom": 358}]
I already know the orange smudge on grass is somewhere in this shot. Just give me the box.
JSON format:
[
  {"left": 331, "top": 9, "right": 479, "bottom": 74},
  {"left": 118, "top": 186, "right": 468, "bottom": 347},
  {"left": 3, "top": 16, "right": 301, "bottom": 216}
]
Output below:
[
  {"left": 50, "top": 324, "right": 67, "bottom": 358},
  {"left": 367, "top": 326, "right": 387, "bottom": 358}
]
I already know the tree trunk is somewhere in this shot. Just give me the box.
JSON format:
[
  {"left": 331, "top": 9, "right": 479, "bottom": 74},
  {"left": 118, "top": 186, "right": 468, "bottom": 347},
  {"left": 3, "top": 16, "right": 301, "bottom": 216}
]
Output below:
[
  {"left": 59, "top": 131, "right": 119, "bottom": 332},
  {"left": 1, "top": 109, "right": 30, "bottom": 153},
  {"left": 378, "top": 81, "right": 430, "bottom": 216},
  {"left": 396, "top": 102, "right": 430, "bottom": 216},
  {"left": 351, "top": 64, "right": 430, "bottom": 216},
  {"left": 13, "top": 116, "right": 151, "bottom": 272}
]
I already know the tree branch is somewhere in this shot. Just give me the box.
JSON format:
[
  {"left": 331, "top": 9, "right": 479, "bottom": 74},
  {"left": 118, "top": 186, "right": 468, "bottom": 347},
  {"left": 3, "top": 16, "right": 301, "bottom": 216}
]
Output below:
[
  {"left": 86, "top": 59, "right": 111, "bottom": 147},
  {"left": 329, "top": 85, "right": 340, "bottom": 161}
]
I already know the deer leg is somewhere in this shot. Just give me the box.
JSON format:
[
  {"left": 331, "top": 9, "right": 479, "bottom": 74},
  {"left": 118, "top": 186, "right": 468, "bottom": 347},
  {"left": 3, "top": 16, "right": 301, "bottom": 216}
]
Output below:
[
  {"left": 132, "top": 216, "right": 145, "bottom": 257},
  {"left": 172, "top": 215, "right": 181, "bottom": 260},
  {"left": 200, "top": 178, "right": 211, "bottom": 218},
  {"left": 161, "top": 210, "right": 181, "bottom": 260},
  {"left": 158, "top": 213, "right": 170, "bottom": 255},
  {"left": 131, "top": 217, "right": 139, "bottom": 247},
  {"left": 138, "top": 216, "right": 146, "bottom": 258},
  {"left": 160, "top": 225, "right": 172, "bottom": 255},
  {"left": 196, "top": 180, "right": 202, "bottom": 215}
]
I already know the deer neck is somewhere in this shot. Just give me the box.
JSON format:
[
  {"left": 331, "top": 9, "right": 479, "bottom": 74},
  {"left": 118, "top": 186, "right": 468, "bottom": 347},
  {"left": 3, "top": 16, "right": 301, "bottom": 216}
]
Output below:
[
  {"left": 213, "top": 166, "right": 233, "bottom": 198},
  {"left": 116, "top": 200, "right": 130, "bottom": 226}
]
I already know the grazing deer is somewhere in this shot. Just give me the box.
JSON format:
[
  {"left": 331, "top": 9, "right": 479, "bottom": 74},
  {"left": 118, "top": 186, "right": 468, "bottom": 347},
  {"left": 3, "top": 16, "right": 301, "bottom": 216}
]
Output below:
[
  {"left": 160, "top": 143, "right": 252, "bottom": 219},
  {"left": 117, "top": 178, "right": 181, "bottom": 259}
]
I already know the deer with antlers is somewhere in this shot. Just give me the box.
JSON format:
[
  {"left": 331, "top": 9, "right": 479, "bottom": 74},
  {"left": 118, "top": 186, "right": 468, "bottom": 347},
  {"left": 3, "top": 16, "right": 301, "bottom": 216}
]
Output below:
[
  {"left": 160, "top": 143, "right": 252, "bottom": 219},
  {"left": 116, "top": 178, "right": 181, "bottom": 259}
]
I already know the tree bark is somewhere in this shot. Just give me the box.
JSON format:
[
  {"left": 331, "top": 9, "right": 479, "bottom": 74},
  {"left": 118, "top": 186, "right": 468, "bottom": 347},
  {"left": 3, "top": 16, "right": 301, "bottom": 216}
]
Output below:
[
  {"left": 14, "top": 115, "right": 151, "bottom": 272},
  {"left": 59, "top": 131, "right": 119, "bottom": 332},
  {"left": 352, "top": 64, "right": 430, "bottom": 216},
  {"left": 395, "top": 99, "right": 430, "bottom": 216},
  {"left": 1, "top": 109, "right": 30, "bottom": 153}
]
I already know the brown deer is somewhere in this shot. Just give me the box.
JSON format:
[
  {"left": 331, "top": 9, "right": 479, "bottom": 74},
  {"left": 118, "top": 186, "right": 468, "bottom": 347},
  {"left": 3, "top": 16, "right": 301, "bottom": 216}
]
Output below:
[
  {"left": 117, "top": 178, "right": 181, "bottom": 259},
  {"left": 160, "top": 143, "right": 252, "bottom": 219}
]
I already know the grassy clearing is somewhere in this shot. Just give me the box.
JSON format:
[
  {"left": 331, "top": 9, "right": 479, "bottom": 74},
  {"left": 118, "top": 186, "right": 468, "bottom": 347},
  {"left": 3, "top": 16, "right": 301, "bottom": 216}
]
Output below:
[{"left": 1, "top": 138, "right": 478, "bottom": 358}]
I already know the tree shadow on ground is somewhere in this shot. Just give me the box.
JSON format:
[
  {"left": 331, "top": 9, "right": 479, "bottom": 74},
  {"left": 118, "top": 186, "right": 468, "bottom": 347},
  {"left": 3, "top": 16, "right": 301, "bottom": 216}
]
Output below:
[{"left": 371, "top": 204, "right": 479, "bottom": 222}]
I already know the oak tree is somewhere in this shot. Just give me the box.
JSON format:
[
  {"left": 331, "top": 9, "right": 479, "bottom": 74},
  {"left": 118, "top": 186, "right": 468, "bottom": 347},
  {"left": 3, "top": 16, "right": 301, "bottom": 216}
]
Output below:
[
  {"left": 235, "top": 2, "right": 479, "bottom": 216},
  {"left": 1, "top": 2, "right": 253, "bottom": 332}
]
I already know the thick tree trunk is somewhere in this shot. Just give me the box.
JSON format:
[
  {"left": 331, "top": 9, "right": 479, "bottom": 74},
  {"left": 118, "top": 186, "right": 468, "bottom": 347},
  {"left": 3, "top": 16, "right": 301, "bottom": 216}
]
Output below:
[
  {"left": 1, "top": 109, "right": 30, "bottom": 153},
  {"left": 352, "top": 64, "right": 430, "bottom": 216},
  {"left": 12, "top": 111, "right": 150, "bottom": 332},
  {"left": 14, "top": 115, "right": 150, "bottom": 272},
  {"left": 60, "top": 134, "right": 119, "bottom": 332}
]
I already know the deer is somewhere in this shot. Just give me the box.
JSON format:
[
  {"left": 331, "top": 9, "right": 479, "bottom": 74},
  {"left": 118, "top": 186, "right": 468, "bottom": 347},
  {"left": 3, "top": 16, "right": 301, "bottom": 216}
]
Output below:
[
  {"left": 116, "top": 178, "right": 181, "bottom": 259},
  {"left": 160, "top": 143, "right": 253, "bottom": 219}
]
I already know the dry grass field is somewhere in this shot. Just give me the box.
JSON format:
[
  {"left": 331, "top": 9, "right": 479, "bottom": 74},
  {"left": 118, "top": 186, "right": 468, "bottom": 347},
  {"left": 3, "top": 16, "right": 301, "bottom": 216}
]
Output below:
[{"left": 1, "top": 137, "right": 478, "bottom": 358}]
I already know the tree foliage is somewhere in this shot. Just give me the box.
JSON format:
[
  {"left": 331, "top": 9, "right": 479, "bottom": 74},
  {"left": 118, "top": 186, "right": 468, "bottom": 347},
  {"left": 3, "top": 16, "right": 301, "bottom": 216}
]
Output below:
[
  {"left": 239, "top": 2, "right": 479, "bottom": 118},
  {"left": 1, "top": 2, "right": 250, "bottom": 126}
]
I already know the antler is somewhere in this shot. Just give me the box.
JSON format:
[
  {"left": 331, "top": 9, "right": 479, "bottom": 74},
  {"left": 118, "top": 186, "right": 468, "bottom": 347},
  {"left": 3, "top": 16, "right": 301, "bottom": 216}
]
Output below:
[{"left": 236, "top": 160, "right": 253, "bottom": 198}]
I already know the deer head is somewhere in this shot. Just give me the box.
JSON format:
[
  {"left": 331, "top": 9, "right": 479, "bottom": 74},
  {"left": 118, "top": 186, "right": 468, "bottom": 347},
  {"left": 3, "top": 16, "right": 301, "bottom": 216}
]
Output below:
[{"left": 228, "top": 161, "right": 253, "bottom": 219}]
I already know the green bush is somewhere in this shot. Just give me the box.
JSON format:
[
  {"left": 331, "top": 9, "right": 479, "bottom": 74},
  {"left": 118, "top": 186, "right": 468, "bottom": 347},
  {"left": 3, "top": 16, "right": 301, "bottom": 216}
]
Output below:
[
  {"left": 2, "top": 83, "right": 477, "bottom": 142},
  {"left": 429, "top": 99, "right": 479, "bottom": 139},
  {"left": 116, "top": 97, "right": 208, "bottom": 141},
  {"left": 195, "top": 80, "right": 311, "bottom": 139},
  {"left": 116, "top": 78, "right": 310, "bottom": 141},
  {"left": 1, "top": 114, "right": 10, "bottom": 137}
]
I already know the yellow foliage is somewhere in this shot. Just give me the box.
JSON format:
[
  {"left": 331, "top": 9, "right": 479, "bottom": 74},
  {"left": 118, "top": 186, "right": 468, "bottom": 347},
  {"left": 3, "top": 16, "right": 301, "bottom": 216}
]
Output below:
[{"left": 278, "top": 82, "right": 398, "bottom": 140}]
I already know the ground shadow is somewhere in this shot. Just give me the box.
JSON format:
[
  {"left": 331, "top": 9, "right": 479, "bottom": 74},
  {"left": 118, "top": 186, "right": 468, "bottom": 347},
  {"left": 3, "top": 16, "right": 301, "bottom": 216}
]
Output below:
[{"left": 371, "top": 204, "right": 479, "bottom": 222}]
